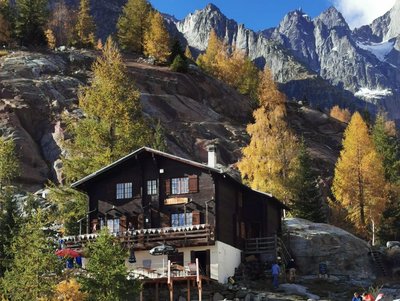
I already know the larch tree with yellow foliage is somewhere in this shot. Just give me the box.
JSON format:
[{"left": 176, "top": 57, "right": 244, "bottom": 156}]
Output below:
[
  {"left": 144, "top": 11, "right": 170, "bottom": 64},
  {"left": 196, "top": 29, "right": 220, "bottom": 74},
  {"left": 74, "top": 0, "right": 96, "bottom": 48},
  {"left": 238, "top": 67, "right": 299, "bottom": 204},
  {"left": 332, "top": 112, "right": 387, "bottom": 236}
]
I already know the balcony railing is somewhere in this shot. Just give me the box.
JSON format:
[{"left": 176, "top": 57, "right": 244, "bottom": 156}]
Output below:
[{"left": 62, "top": 224, "right": 215, "bottom": 250}]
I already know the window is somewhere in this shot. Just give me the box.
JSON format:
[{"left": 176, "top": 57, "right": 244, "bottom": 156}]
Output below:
[
  {"left": 171, "top": 178, "right": 189, "bottom": 194},
  {"left": 116, "top": 183, "right": 132, "bottom": 199},
  {"left": 171, "top": 213, "right": 192, "bottom": 227},
  {"left": 107, "top": 218, "right": 120, "bottom": 234},
  {"left": 147, "top": 179, "right": 157, "bottom": 195}
]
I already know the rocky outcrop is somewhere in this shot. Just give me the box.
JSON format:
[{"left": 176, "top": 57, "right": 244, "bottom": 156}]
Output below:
[
  {"left": 0, "top": 51, "right": 345, "bottom": 190},
  {"left": 285, "top": 218, "right": 375, "bottom": 280}
]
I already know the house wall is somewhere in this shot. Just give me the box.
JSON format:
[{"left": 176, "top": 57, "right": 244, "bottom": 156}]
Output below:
[
  {"left": 80, "top": 152, "right": 216, "bottom": 233},
  {"left": 129, "top": 240, "right": 241, "bottom": 284}
]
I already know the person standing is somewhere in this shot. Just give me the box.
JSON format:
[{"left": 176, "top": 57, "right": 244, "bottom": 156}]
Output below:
[
  {"left": 352, "top": 292, "right": 362, "bottom": 301},
  {"left": 271, "top": 261, "right": 280, "bottom": 289},
  {"left": 286, "top": 258, "right": 297, "bottom": 282}
]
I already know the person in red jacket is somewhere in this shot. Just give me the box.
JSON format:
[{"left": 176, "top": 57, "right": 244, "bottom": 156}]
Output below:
[{"left": 362, "top": 292, "right": 375, "bottom": 301}]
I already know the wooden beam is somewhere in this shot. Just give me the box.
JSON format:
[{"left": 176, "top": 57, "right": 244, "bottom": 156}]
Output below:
[{"left": 187, "top": 279, "right": 191, "bottom": 301}]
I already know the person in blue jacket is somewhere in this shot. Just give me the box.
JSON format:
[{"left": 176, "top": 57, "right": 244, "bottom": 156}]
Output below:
[
  {"left": 352, "top": 292, "right": 362, "bottom": 301},
  {"left": 271, "top": 261, "right": 280, "bottom": 289}
]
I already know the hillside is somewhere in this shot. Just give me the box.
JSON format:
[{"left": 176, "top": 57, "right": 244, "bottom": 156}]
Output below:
[{"left": 0, "top": 50, "right": 345, "bottom": 190}]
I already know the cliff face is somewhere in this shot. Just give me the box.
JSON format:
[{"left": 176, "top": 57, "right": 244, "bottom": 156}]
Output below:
[
  {"left": 0, "top": 51, "right": 344, "bottom": 190},
  {"left": 173, "top": 3, "right": 400, "bottom": 122}
]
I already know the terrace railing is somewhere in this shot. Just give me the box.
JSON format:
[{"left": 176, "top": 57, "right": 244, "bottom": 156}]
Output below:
[{"left": 62, "top": 224, "right": 215, "bottom": 250}]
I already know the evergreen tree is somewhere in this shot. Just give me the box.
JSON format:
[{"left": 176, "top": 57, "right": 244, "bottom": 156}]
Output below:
[
  {"left": 46, "top": 184, "right": 87, "bottom": 235},
  {"left": 14, "top": 0, "right": 48, "bottom": 45},
  {"left": 151, "top": 119, "right": 167, "bottom": 151},
  {"left": 117, "top": 0, "right": 152, "bottom": 53},
  {"left": 169, "top": 39, "right": 184, "bottom": 62},
  {"left": 170, "top": 54, "right": 188, "bottom": 73},
  {"left": 63, "top": 37, "right": 152, "bottom": 181},
  {"left": 144, "top": 11, "right": 171, "bottom": 64},
  {"left": 238, "top": 67, "right": 299, "bottom": 204},
  {"left": 291, "top": 140, "right": 325, "bottom": 222},
  {"left": 332, "top": 112, "right": 387, "bottom": 236},
  {"left": 1, "top": 211, "right": 63, "bottom": 300},
  {"left": 74, "top": 0, "right": 96, "bottom": 48},
  {"left": 78, "top": 229, "right": 139, "bottom": 301},
  {"left": 373, "top": 112, "right": 400, "bottom": 242},
  {"left": 0, "top": 135, "right": 20, "bottom": 275},
  {"left": 372, "top": 112, "right": 400, "bottom": 183}
]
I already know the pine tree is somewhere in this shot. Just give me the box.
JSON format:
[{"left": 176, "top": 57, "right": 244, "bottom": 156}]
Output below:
[
  {"left": 238, "top": 67, "right": 299, "bottom": 204},
  {"left": 117, "top": 0, "right": 152, "bottom": 53},
  {"left": 74, "top": 0, "right": 96, "bottom": 48},
  {"left": 372, "top": 112, "right": 400, "bottom": 183},
  {"left": 63, "top": 37, "right": 152, "bottom": 181},
  {"left": 1, "top": 211, "right": 63, "bottom": 300},
  {"left": 144, "top": 11, "right": 171, "bottom": 64},
  {"left": 0, "top": 135, "right": 20, "bottom": 276},
  {"left": 373, "top": 112, "right": 400, "bottom": 241},
  {"left": 291, "top": 140, "right": 325, "bottom": 222},
  {"left": 14, "top": 0, "right": 49, "bottom": 45},
  {"left": 78, "top": 229, "right": 139, "bottom": 301},
  {"left": 151, "top": 119, "right": 167, "bottom": 151},
  {"left": 332, "top": 112, "right": 387, "bottom": 236}
]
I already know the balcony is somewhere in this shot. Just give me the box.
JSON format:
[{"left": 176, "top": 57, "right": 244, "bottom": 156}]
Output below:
[{"left": 62, "top": 224, "right": 215, "bottom": 250}]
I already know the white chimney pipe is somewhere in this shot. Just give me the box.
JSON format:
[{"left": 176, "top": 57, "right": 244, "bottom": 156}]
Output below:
[{"left": 207, "top": 145, "right": 217, "bottom": 168}]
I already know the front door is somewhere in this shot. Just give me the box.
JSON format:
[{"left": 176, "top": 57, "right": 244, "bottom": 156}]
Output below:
[{"left": 191, "top": 250, "right": 210, "bottom": 276}]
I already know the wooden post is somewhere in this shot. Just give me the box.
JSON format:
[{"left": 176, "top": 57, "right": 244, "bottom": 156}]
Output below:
[
  {"left": 187, "top": 279, "right": 191, "bottom": 301},
  {"left": 168, "top": 260, "right": 173, "bottom": 301},
  {"left": 196, "top": 258, "right": 202, "bottom": 301},
  {"left": 140, "top": 290, "right": 143, "bottom": 301},
  {"left": 155, "top": 283, "right": 159, "bottom": 301}
]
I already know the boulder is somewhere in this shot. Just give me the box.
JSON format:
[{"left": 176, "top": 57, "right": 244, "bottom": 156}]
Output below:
[{"left": 285, "top": 218, "right": 375, "bottom": 280}]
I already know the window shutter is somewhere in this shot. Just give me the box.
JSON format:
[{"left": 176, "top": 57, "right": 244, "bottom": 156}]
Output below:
[
  {"left": 120, "top": 216, "right": 127, "bottom": 233},
  {"left": 165, "top": 179, "right": 171, "bottom": 195},
  {"left": 192, "top": 211, "right": 200, "bottom": 225},
  {"left": 188, "top": 175, "right": 198, "bottom": 193}
]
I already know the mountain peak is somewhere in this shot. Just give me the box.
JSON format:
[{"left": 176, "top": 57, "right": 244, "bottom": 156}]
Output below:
[
  {"left": 315, "top": 6, "right": 349, "bottom": 30},
  {"left": 205, "top": 3, "right": 221, "bottom": 13}
]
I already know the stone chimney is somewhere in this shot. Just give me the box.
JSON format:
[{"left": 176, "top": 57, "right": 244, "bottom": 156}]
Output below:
[{"left": 207, "top": 145, "right": 217, "bottom": 168}]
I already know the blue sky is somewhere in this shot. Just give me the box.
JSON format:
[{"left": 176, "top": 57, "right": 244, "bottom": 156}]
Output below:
[{"left": 148, "top": 0, "right": 396, "bottom": 30}]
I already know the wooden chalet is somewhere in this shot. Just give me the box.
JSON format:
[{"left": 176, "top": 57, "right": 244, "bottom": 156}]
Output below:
[{"left": 69, "top": 146, "right": 288, "bottom": 284}]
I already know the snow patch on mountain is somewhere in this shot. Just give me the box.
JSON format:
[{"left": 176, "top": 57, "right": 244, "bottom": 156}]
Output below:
[
  {"left": 356, "top": 40, "right": 395, "bottom": 61},
  {"left": 355, "top": 87, "right": 393, "bottom": 100}
]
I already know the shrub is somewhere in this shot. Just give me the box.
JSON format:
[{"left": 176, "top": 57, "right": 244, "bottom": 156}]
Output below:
[{"left": 170, "top": 54, "right": 188, "bottom": 73}]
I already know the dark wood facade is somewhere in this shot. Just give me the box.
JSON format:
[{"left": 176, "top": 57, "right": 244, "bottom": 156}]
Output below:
[{"left": 72, "top": 147, "right": 287, "bottom": 251}]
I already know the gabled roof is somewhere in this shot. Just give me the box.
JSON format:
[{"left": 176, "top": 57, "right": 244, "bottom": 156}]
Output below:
[
  {"left": 71, "top": 146, "right": 222, "bottom": 188},
  {"left": 71, "top": 146, "right": 289, "bottom": 210}
]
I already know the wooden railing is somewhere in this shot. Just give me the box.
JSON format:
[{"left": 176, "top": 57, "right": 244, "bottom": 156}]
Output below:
[
  {"left": 245, "top": 236, "right": 276, "bottom": 255},
  {"left": 63, "top": 224, "right": 215, "bottom": 250},
  {"left": 245, "top": 236, "right": 292, "bottom": 265}
]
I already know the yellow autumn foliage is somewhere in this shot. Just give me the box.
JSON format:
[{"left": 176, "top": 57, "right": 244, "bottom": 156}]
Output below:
[
  {"left": 330, "top": 105, "right": 351, "bottom": 123},
  {"left": 53, "top": 278, "right": 87, "bottom": 301},
  {"left": 144, "top": 11, "right": 171, "bottom": 63},
  {"left": 238, "top": 67, "right": 299, "bottom": 203},
  {"left": 332, "top": 112, "right": 387, "bottom": 235}
]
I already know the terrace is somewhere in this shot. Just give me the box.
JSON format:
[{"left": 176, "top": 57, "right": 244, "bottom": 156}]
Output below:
[{"left": 62, "top": 223, "right": 215, "bottom": 250}]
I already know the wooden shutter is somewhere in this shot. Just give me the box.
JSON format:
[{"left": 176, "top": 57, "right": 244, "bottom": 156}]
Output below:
[
  {"left": 120, "top": 215, "right": 127, "bottom": 233},
  {"left": 188, "top": 175, "right": 198, "bottom": 193},
  {"left": 165, "top": 179, "right": 171, "bottom": 195},
  {"left": 192, "top": 211, "right": 200, "bottom": 225}
]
